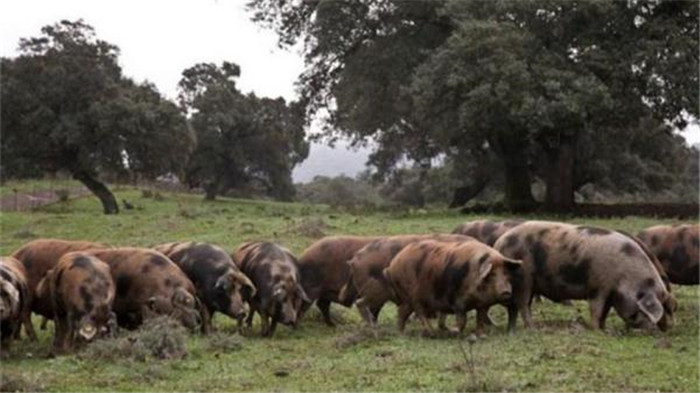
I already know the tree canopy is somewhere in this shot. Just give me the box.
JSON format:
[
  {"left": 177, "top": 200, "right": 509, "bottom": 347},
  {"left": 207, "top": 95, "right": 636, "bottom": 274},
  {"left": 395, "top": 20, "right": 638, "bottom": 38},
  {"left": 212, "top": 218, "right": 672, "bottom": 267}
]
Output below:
[
  {"left": 178, "top": 62, "right": 309, "bottom": 201},
  {"left": 249, "top": 0, "right": 699, "bottom": 210},
  {"left": 1, "top": 20, "right": 192, "bottom": 214}
]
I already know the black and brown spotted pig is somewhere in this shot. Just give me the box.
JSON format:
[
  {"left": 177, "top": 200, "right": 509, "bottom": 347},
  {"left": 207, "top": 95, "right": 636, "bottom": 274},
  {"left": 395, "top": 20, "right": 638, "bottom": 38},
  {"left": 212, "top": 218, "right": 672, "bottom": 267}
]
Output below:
[
  {"left": 297, "top": 236, "right": 381, "bottom": 326},
  {"left": 232, "top": 242, "right": 309, "bottom": 337},
  {"left": 384, "top": 239, "right": 521, "bottom": 336},
  {"left": 154, "top": 242, "right": 256, "bottom": 334},
  {"left": 0, "top": 257, "right": 30, "bottom": 350},
  {"left": 86, "top": 248, "right": 202, "bottom": 331},
  {"left": 338, "top": 234, "right": 473, "bottom": 328},
  {"left": 11, "top": 239, "right": 109, "bottom": 340},
  {"left": 493, "top": 221, "right": 676, "bottom": 332},
  {"left": 35, "top": 252, "right": 115, "bottom": 354},
  {"left": 638, "top": 224, "right": 699, "bottom": 285},
  {"left": 452, "top": 220, "right": 523, "bottom": 245}
]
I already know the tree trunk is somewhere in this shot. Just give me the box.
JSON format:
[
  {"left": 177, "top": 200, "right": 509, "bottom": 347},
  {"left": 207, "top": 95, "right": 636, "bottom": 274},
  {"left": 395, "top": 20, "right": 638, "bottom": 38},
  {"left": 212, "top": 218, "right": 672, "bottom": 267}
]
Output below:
[
  {"left": 449, "top": 175, "right": 489, "bottom": 208},
  {"left": 203, "top": 183, "right": 218, "bottom": 201},
  {"left": 72, "top": 169, "right": 119, "bottom": 214},
  {"left": 490, "top": 134, "right": 536, "bottom": 212},
  {"left": 544, "top": 135, "right": 576, "bottom": 212}
]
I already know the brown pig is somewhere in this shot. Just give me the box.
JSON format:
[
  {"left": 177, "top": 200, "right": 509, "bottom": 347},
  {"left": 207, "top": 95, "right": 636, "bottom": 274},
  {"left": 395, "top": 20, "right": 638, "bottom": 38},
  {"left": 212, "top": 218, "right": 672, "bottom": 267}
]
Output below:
[
  {"left": 339, "top": 234, "right": 473, "bottom": 328},
  {"left": 493, "top": 221, "right": 676, "bottom": 332},
  {"left": 297, "top": 236, "right": 381, "bottom": 326},
  {"left": 384, "top": 239, "right": 521, "bottom": 335},
  {"left": 35, "top": 252, "right": 115, "bottom": 354},
  {"left": 0, "top": 257, "right": 30, "bottom": 351},
  {"left": 637, "top": 224, "right": 699, "bottom": 285},
  {"left": 452, "top": 220, "right": 523, "bottom": 245},
  {"left": 11, "top": 238, "right": 109, "bottom": 339},
  {"left": 154, "top": 242, "right": 256, "bottom": 334},
  {"left": 86, "top": 248, "right": 202, "bottom": 331},
  {"left": 233, "top": 242, "right": 309, "bottom": 337}
]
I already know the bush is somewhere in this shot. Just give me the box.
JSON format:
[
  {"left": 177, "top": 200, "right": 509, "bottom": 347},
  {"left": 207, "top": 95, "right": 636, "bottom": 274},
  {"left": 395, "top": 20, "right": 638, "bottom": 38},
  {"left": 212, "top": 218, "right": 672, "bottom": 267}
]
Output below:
[{"left": 80, "top": 316, "right": 188, "bottom": 362}]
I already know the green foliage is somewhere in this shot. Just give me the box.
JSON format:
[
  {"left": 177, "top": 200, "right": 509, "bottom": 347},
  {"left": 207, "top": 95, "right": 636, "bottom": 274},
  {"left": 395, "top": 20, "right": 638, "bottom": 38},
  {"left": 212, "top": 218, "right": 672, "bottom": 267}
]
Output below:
[
  {"left": 296, "top": 174, "right": 384, "bottom": 209},
  {"left": 178, "top": 62, "right": 309, "bottom": 201},
  {"left": 248, "top": 0, "right": 699, "bottom": 210},
  {"left": 1, "top": 20, "right": 192, "bottom": 214}
]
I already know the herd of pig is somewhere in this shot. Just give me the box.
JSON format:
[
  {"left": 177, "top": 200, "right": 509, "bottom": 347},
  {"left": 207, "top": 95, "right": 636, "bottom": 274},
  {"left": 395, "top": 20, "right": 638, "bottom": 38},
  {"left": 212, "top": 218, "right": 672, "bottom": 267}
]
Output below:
[{"left": 0, "top": 219, "right": 697, "bottom": 355}]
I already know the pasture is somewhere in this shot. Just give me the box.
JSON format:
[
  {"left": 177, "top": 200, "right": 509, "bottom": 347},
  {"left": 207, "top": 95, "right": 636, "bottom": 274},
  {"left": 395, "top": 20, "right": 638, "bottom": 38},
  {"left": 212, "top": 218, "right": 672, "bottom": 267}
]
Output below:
[{"left": 0, "top": 187, "right": 697, "bottom": 392}]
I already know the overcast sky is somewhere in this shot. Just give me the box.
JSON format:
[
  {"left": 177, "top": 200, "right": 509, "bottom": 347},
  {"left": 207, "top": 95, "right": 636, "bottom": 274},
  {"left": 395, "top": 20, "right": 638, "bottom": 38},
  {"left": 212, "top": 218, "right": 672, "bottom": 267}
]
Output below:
[{"left": 1, "top": 0, "right": 697, "bottom": 183}]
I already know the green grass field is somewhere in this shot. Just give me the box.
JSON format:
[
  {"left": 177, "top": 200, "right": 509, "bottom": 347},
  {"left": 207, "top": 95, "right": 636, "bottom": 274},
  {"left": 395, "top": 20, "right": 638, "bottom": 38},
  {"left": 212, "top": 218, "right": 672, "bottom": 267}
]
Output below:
[{"left": 1, "top": 188, "right": 698, "bottom": 392}]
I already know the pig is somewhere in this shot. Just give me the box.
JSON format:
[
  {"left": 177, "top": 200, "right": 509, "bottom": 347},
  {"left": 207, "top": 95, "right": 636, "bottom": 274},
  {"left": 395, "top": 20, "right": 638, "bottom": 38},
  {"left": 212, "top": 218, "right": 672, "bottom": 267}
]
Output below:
[
  {"left": 452, "top": 220, "right": 523, "bottom": 245},
  {"left": 232, "top": 242, "right": 309, "bottom": 337},
  {"left": 0, "top": 257, "right": 30, "bottom": 351},
  {"left": 637, "top": 224, "right": 699, "bottom": 285},
  {"left": 338, "top": 234, "right": 474, "bottom": 328},
  {"left": 86, "top": 248, "right": 202, "bottom": 331},
  {"left": 35, "top": 252, "right": 116, "bottom": 354},
  {"left": 11, "top": 238, "right": 109, "bottom": 339},
  {"left": 154, "top": 242, "right": 256, "bottom": 334},
  {"left": 297, "top": 236, "right": 381, "bottom": 326},
  {"left": 493, "top": 221, "right": 676, "bottom": 332},
  {"left": 383, "top": 239, "right": 521, "bottom": 336}
]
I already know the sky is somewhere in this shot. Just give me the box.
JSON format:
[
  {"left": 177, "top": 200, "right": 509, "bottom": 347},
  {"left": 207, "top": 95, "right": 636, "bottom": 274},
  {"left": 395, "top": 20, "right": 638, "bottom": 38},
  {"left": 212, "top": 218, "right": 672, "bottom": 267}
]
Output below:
[{"left": 1, "top": 0, "right": 698, "bottom": 183}]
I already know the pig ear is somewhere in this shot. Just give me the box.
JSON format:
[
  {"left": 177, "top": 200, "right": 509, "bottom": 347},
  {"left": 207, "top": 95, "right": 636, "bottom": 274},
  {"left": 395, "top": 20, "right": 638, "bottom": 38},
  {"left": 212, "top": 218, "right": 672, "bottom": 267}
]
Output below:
[
  {"left": 637, "top": 293, "right": 664, "bottom": 324},
  {"left": 234, "top": 271, "right": 257, "bottom": 297},
  {"left": 503, "top": 258, "right": 522, "bottom": 269},
  {"left": 478, "top": 261, "right": 493, "bottom": 282},
  {"left": 297, "top": 284, "right": 311, "bottom": 304}
]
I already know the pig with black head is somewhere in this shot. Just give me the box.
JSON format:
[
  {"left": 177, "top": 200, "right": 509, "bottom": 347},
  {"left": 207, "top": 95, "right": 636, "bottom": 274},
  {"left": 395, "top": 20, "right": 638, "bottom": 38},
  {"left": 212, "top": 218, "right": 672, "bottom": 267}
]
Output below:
[
  {"left": 36, "top": 252, "right": 116, "bottom": 354},
  {"left": 154, "top": 242, "right": 256, "bottom": 334},
  {"left": 233, "top": 242, "right": 309, "bottom": 337},
  {"left": 383, "top": 239, "right": 521, "bottom": 336},
  {"left": 493, "top": 221, "right": 676, "bottom": 332},
  {"left": 87, "top": 248, "right": 203, "bottom": 332}
]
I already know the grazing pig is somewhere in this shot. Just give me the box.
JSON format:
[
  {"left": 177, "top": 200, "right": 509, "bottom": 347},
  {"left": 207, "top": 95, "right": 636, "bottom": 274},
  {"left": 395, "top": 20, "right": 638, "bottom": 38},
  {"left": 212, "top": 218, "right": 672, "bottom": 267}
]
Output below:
[
  {"left": 232, "top": 242, "right": 309, "bottom": 337},
  {"left": 297, "top": 236, "right": 381, "bottom": 326},
  {"left": 154, "top": 242, "right": 257, "bottom": 334},
  {"left": 11, "top": 239, "right": 109, "bottom": 340},
  {"left": 493, "top": 221, "right": 676, "bottom": 332},
  {"left": 86, "top": 248, "right": 202, "bottom": 331},
  {"left": 35, "top": 252, "right": 115, "bottom": 354},
  {"left": 0, "top": 257, "right": 30, "bottom": 351},
  {"left": 383, "top": 239, "right": 521, "bottom": 335},
  {"left": 452, "top": 220, "right": 523, "bottom": 245},
  {"left": 339, "top": 234, "right": 473, "bottom": 328},
  {"left": 637, "top": 224, "right": 699, "bottom": 285}
]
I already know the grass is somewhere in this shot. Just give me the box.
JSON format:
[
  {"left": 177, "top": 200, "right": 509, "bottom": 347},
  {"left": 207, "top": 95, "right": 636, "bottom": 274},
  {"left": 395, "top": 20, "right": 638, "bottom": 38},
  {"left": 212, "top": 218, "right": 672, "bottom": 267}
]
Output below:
[{"left": 0, "top": 186, "right": 698, "bottom": 392}]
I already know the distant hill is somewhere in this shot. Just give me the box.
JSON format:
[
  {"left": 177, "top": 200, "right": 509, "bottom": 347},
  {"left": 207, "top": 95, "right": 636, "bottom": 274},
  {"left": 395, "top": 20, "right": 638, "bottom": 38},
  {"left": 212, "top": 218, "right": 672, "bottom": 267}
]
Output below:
[{"left": 292, "top": 141, "right": 371, "bottom": 183}]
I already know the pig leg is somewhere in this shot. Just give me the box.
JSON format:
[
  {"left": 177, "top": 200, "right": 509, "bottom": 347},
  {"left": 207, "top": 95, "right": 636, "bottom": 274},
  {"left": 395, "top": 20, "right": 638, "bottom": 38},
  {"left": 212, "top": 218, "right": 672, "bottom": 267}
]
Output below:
[
  {"left": 397, "top": 303, "right": 413, "bottom": 333},
  {"left": 199, "top": 307, "right": 212, "bottom": 335},
  {"left": 477, "top": 308, "right": 495, "bottom": 326},
  {"left": 355, "top": 298, "right": 375, "bottom": 326},
  {"left": 316, "top": 298, "right": 335, "bottom": 327},
  {"left": 40, "top": 317, "right": 49, "bottom": 330},
  {"left": 588, "top": 295, "right": 612, "bottom": 331},
  {"left": 413, "top": 306, "right": 435, "bottom": 337},
  {"left": 52, "top": 315, "right": 69, "bottom": 355},
  {"left": 269, "top": 317, "right": 278, "bottom": 337},
  {"left": 259, "top": 312, "right": 270, "bottom": 337},
  {"left": 455, "top": 312, "right": 467, "bottom": 334},
  {"left": 506, "top": 303, "right": 519, "bottom": 333}
]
